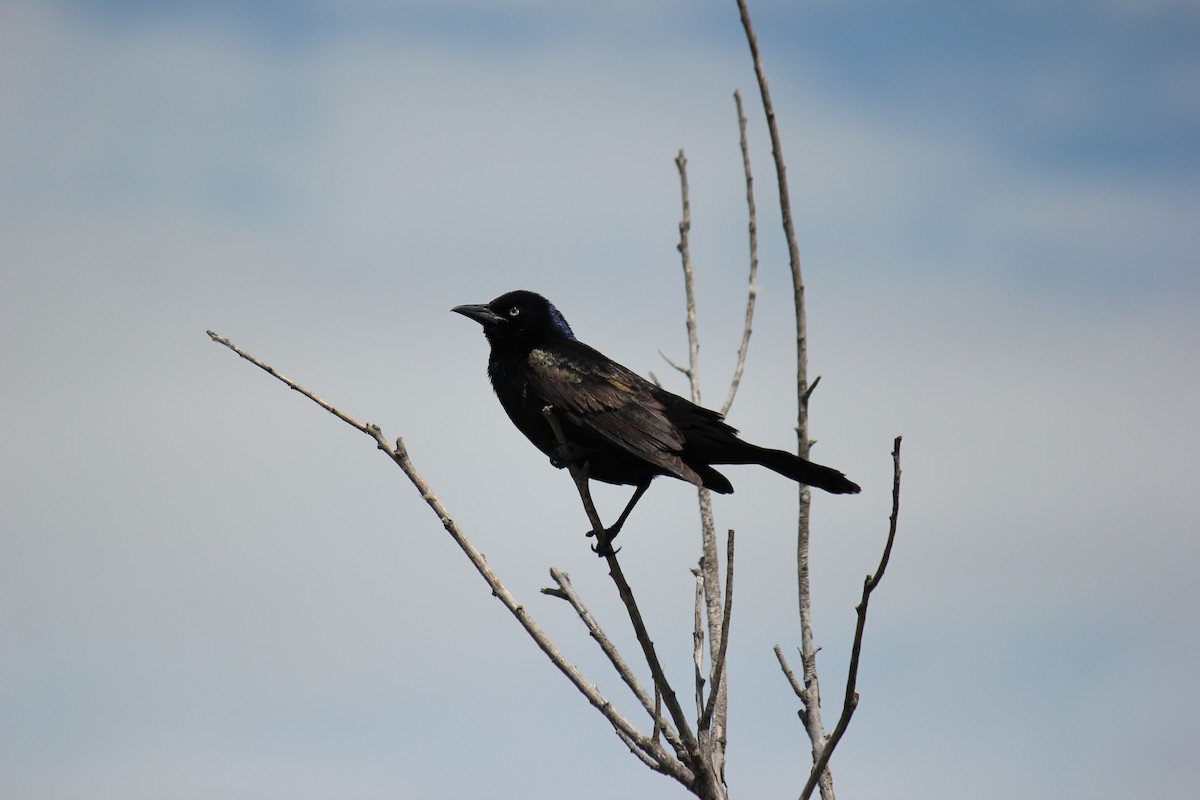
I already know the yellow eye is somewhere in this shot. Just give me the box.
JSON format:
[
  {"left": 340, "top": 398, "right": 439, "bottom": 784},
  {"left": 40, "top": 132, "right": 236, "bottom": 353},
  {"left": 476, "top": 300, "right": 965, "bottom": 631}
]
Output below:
[{"left": 509, "top": 307, "right": 521, "bottom": 317}]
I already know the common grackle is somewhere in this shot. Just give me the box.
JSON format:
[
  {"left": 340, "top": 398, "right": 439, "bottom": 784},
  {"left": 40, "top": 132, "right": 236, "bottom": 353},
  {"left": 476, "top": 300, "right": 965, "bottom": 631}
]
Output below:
[{"left": 453, "top": 290, "right": 860, "bottom": 547}]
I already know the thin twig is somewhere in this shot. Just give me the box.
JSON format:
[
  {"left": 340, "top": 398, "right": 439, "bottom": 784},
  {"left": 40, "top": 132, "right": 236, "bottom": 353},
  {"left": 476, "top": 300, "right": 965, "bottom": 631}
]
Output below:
[
  {"left": 700, "top": 530, "right": 735, "bottom": 731},
  {"left": 720, "top": 90, "right": 759, "bottom": 418},
  {"left": 692, "top": 567, "right": 706, "bottom": 721},
  {"left": 205, "top": 330, "right": 694, "bottom": 788},
  {"left": 773, "top": 645, "right": 805, "bottom": 701},
  {"left": 734, "top": 0, "right": 808, "bottom": 445},
  {"left": 802, "top": 375, "right": 822, "bottom": 405},
  {"left": 800, "top": 438, "right": 903, "bottom": 800},
  {"left": 543, "top": 568, "right": 686, "bottom": 757},
  {"left": 653, "top": 686, "right": 664, "bottom": 745},
  {"left": 675, "top": 149, "right": 701, "bottom": 405},
  {"left": 615, "top": 727, "right": 662, "bottom": 771},
  {"left": 659, "top": 350, "right": 692, "bottom": 378}
]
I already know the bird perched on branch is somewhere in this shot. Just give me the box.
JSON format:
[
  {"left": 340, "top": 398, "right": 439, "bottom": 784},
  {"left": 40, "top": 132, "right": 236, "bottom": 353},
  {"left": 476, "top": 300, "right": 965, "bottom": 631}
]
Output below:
[{"left": 453, "top": 290, "right": 860, "bottom": 548}]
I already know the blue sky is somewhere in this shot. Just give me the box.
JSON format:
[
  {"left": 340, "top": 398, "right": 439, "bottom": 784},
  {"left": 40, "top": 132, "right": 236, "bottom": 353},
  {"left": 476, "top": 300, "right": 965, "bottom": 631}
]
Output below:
[{"left": 2, "top": 1, "right": 1197, "bottom": 798}]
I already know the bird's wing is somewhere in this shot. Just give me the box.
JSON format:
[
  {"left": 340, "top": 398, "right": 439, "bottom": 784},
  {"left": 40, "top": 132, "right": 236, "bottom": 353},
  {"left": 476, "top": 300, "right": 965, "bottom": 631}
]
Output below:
[{"left": 527, "top": 344, "right": 702, "bottom": 485}]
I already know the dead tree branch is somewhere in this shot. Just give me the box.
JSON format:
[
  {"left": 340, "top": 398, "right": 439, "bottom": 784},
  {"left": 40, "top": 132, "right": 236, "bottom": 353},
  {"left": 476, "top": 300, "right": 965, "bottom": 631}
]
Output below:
[
  {"left": 700, "top": 530, "right": 735, "bottom": 733},
  {"left": 675, "top": 149, "right": 701, "bottom": 393},
  {"left": 720, "top": 89, "right": 760, "bottom": 418},
  {"left": 773, "top": 645, "right": 806, "bottom": 701},
  {"left": 735, "top": 0, "right": 834, "bottom": 795},
  {"left": 734, "top": 0, "right": 809, "bottom": 437},
  {"left": 205, "top": 330, "right": 694, "bottom": 788},
  {"left": 671, "top": 149, "right": 729, "bottom": 778},
  {"left": 542, "top": 568, "right": 686, "bottom": 758},
  {"left": 663, "top": 83, "right": 764, "bottom": 778},
  {"left": 692, "top": 567, "right": 706, "bottom": 721},
  {"left": 668, "top": 128, "right": 764, "bottom": 780},
  {"left": 799, "top": 438, "right": 903, "bottom": 800}
]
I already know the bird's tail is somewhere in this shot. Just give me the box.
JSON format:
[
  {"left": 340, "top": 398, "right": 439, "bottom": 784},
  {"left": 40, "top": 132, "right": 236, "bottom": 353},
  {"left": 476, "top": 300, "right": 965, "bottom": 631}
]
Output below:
[{"left": 746, "top": 445, "right": 861, "bottom": 495}]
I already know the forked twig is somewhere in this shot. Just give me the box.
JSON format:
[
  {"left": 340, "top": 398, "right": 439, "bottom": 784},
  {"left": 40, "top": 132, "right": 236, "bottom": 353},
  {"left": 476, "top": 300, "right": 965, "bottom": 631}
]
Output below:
[
  {"left": 672, "top": 149, "right": 729, "bottom": 781},
  {"left": 772, "top": 645, "right": 806, "bottom": 702},
  {"left": 799, "top": 438, "right": 903, "bottom": 800},
  {"left": 735, "top": 0, "right": 808, "bottom": 432},
  {"left": 700, "top": 530, "right": 735, "bottom": 731},
  {"left": 542, "top": 568, "right": 686, "bottom": 758}
]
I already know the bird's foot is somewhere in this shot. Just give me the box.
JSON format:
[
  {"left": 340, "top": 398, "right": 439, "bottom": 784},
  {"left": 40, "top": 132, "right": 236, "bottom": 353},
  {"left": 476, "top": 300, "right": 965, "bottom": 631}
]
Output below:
[
  {"left": 586, "top": 527, "right": 621, "bottom": 557},
  {"left": 549, "top": 442, "right": 594, "bottom": 470}
]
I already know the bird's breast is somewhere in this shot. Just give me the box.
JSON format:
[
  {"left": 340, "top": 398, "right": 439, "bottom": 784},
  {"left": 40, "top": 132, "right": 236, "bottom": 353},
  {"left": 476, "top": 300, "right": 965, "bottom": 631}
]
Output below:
[{"left": 487, "top": 353, "right": 557, "bottom": 456}]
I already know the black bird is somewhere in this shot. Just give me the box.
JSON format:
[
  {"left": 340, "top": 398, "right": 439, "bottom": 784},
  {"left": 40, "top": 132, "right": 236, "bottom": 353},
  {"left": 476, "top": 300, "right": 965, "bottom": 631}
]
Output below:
[{"left": 453, "top": 290, "right": 860, "bottom": 546}]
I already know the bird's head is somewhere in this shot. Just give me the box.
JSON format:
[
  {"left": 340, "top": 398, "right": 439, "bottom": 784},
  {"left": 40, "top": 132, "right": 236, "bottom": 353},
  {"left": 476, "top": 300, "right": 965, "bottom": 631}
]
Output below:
[{"left": 452, "top": 290, "right": 575, "bottom": 347}]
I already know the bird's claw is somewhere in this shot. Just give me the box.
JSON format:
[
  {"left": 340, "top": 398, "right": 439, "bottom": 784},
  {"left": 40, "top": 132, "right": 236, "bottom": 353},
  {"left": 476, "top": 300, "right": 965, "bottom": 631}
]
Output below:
[
  {"left": 586, "top": 527, "right": 620, "bottom": 557},
  {"left": 549, "top": 442, "right": 593, "bottom": 470}
]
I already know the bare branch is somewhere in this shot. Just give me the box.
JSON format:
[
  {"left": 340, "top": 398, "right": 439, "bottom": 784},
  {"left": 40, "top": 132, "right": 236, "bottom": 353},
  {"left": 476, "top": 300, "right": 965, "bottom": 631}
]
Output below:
[
  {"left": 719, "top": 90, "right": 760, "bottom": 418},
  {"left": 802, "top": 375, "right": 822, "bottom": 404},
  {"left": 800, "top": 438, "right": 904, "bottom": 800},
  {"left": 206, "top": 330, "right": 693, "bottom": 788},
  {"left": 673, "top": 147, "right": 731, "bottom": 785},
  {"left": 734, "top": 1, "right": 809, "bottom": 443},
  {"left": 773, "top": 645, "right": 805, "bottom": 701},
  {"left": 653, "top": 686, "right": 664, "bottom": 745},
  {"left": 733, "top": 2, "right": 839, "bottom": 796},
  {"left": 692, "top": 567, "right": 706, "bottom": 721},
  {"left": 615, "top": 727, "right": 663, "bottom": 772},
  {"left": 659, "top": 349, "right": 692, "bottom": 378},
  {"left": 543, "top": 568, "right": 686, "bottom": 758},
  {"left": 675, "top": 149, "right": 701, "bottom": 405},
  {"left": 206, "top": 330, "right": 372, "bottom": 434},
  {"left": 700, "top": 530, "right": 735, "bottom": 731}
]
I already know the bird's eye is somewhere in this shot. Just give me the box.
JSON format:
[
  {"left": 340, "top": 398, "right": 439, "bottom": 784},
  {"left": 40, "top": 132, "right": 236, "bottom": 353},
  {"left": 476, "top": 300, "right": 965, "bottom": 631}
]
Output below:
[{"left": 509, "top": 307, "right": 521, "bottom": 317}]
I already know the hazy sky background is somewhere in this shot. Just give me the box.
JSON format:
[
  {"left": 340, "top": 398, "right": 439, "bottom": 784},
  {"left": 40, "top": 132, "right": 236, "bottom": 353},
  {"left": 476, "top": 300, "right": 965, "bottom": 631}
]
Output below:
[{"left": 2, "top": 1, "right": 1197, "bottom": 798}]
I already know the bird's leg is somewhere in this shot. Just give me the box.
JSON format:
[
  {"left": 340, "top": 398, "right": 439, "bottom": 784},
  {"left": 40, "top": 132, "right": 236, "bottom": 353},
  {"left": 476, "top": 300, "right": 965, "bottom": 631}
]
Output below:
[
  {"left": 609, "top": 481, "right": 650, "bottom": 538},
  {"left": 588, "top": 481, "right": 650, "bottom": 556},
  {"left": 541, "top": 404, "right": 630, "bottom": 555}
]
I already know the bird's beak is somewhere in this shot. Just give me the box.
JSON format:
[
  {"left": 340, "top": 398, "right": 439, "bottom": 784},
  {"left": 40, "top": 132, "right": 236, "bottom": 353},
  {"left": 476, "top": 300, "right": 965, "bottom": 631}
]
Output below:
[{"left": 452, "top": 303, "right": 504, "bottom": 327}]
